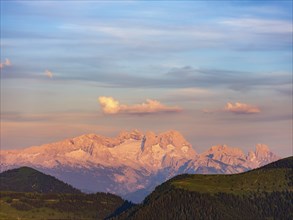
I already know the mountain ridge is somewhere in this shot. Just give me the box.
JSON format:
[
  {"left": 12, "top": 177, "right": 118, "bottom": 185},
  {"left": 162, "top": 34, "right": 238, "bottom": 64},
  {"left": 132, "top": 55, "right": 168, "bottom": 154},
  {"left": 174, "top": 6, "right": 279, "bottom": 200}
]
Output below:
[{"left": 0, "top": 129, "right": 281, "bottom": 202}]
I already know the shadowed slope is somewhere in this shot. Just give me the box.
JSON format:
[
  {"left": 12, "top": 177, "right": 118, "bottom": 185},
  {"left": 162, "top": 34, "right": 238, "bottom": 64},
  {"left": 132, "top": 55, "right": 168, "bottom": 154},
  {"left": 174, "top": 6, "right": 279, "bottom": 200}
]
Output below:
[
  {"left": 0, "top": 167, "right": 81, "bottom": 194},
  {"left": 0, "top": 167, "right": 125, "bottom": 220}
]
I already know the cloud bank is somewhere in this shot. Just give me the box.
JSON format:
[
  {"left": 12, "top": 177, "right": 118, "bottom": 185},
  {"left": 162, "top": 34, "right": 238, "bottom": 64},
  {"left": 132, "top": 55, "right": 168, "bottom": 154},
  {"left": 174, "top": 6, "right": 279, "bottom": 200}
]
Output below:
[
  {"left": 98, "top": 96, "right": 182, "bottom": 115},
  {"left": 225, "top": 102, "right": 261, "bottom": 114}
]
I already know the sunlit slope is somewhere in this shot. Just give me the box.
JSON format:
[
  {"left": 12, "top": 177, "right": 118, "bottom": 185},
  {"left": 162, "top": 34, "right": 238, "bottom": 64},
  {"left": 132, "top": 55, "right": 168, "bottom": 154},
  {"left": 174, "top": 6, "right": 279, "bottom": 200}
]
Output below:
[
  {"left": 172, "top": 156, "right": 293, "bottom": 194},
  {"left": 110, "top": 157, "right": 293, "bottom": 220}
]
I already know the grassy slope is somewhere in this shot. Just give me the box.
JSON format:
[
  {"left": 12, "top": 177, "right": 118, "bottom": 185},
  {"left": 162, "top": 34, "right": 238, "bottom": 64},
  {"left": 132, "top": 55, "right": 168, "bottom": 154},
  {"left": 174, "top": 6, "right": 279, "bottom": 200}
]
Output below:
[
  {"left": 172, "top": 156, "right": 292, "bottom": 194},
  {"left": 0, "top": 202, "right": 71, "bottom": 220},
  {"left": 0, "top": 167, "right": 125, "bottom": 220},
  {"left": 172, "top": 169, "right": 290, "bottom": 194},
  {"left": 0, "top": 192, "right": 124, "bottom": 220}
]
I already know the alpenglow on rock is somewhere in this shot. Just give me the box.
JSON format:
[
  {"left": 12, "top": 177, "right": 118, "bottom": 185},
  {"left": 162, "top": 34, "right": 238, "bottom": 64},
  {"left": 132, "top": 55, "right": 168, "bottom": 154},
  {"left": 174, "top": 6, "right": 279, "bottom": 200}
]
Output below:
[{"left": 0, "top": 130, "right": 280, "bottom": 203}]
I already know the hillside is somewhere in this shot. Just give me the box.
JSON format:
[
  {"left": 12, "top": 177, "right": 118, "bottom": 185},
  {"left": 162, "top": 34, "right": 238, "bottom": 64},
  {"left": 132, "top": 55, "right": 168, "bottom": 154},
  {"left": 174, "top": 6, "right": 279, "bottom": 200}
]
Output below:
[
  {"left": 171, "top": 156, "right": 293, "bottom": 194},
  {"left": 0, "top": 192, "right": 126, "bottom": 220},
  {"left": 0, "top": 167, "right": 126, "bottom": 220},
  {"left": 0, "top": 167, "right": 81, "bottom": 194},
  {"left": 110, "top": 157, "right": 293, "bottom": 220}
]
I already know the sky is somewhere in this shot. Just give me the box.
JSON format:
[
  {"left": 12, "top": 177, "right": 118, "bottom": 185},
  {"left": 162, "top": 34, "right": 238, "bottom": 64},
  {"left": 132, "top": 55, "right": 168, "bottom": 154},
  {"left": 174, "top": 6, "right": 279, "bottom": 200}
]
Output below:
[{"left": 0, "top": 0, "right": 292, "bottom": 157}]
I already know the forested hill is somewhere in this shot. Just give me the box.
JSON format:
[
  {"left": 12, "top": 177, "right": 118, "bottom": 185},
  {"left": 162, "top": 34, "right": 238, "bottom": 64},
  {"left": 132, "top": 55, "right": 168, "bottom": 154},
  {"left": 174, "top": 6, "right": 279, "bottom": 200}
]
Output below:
[
  {"left": 0, "top": 166, "right": 81, "bottom": 194},
  {"left": 0, "top": 167, "right": 126, "bottom": 220},
  {"left": 109, "top": 156, "right": 293, "bottom": 220}
]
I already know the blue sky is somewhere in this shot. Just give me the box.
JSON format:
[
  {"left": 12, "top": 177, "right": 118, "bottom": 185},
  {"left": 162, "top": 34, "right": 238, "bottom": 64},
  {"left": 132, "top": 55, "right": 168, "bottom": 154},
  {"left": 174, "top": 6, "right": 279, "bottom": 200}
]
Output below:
[{"left": 1, "top": 0, "right": 292, "bottom": 156}]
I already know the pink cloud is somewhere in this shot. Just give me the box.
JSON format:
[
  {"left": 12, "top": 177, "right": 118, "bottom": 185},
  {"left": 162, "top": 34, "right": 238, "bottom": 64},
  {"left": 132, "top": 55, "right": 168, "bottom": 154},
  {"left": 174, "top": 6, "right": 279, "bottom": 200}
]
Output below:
[
  {"left": 45, "top": 70, "right": 53, "bottom": 78},
  {"left": 0, "top": 58, "right": 11, "bottom": 69},
  {"left": 224, "top": 102, "right": 261, "bottom": 114},
  {"left": 98, "top": 96, "right": 182, "bottom": 115}
]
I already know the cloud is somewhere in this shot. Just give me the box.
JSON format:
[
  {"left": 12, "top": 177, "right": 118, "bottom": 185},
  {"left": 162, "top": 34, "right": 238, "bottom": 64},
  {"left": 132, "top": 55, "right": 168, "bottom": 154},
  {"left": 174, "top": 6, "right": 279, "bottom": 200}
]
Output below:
[
  {"left": 58, "top": 15, "right": 292, "bottom": 53},
  {"left": 166, "top": 66, "right": 291, "bottom": 91},
  {"left": 224, "top": 102, "right": 261, "bottom": 114},
  {"left": 2, "top": 64, "right": 290, "bottom": 95},
  {"left": 0, "top": 58, "right": 11, "bottom": 69},
  {"left": 45, "top": 69, "right": 53, "bottom": 78},
  {"left": 98, "top": 96, "right": 182, "bottom": 115},
  {"left": 220, "top": 18, "right": 292, "bottom": 34},
  {"left": 98, "top": 97, "right": 120, "bottom": 114}
]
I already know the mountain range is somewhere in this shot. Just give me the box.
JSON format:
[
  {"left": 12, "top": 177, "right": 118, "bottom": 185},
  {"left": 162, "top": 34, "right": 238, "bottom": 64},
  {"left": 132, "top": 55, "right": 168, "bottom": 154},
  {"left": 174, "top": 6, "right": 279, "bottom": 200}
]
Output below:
[{"left": 0, "top": 130, "right": 280, "bottom": 202}]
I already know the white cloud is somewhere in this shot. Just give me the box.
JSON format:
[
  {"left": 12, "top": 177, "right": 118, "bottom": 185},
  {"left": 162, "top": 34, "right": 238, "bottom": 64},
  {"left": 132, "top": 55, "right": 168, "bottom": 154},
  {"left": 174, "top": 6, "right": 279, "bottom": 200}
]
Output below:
[
  {"left": 98, "top": 96, "right": 120, "bottom": 114},
  {"left": 224, "top": 102, "right": 261, "bottom": 114},
  {"left": 98, "top": 96, "right": 182, "bottom": 115},
  {"left": 45, "top": 70, "right": 53, "bottom": 78}
]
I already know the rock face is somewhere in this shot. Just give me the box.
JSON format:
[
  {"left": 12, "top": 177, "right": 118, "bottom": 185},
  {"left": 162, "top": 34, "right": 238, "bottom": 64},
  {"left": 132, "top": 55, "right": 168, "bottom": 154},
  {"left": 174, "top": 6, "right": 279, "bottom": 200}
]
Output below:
[
  {"left": 247, "top": 144, "right": 280, "bottom": 168},
  {"left": 0, "top": 130, "right": 280, "bottom": 203}
]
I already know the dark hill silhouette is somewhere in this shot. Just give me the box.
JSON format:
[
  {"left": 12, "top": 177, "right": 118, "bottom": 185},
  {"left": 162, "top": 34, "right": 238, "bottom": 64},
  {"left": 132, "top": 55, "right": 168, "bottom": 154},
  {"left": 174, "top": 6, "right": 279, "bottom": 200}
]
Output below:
[
  {"left": 0, "top": 167, "right": 125, "bottom": 220},
  {"left": 0, "top": 166, "right": 81, "bottom": 194}
]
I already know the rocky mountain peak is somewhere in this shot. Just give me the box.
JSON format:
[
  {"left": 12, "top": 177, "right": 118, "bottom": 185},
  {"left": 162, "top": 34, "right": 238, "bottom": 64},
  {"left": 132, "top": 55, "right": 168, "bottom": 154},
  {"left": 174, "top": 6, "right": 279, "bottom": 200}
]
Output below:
[
  {"left": 140, "top": 130, "right": 193, "bottom": 153},
  {"left": 201, "top": 145, "right": 246, "bottom": 167},
  {"left": 246, "top": 144, "right": 280, "bottom": 168},
  {"left": 254, "top": 144, "right": 280, "bottom": 166},
  {"left": 157, "top": 130, "right": 191, "bottom": 149},
  {"left": 72, "top": 133, "right": 103, "bottom": 143},
  {"left": 255, "top": 144, "right": 270, "bottom": 156},
  {"left": 70, "top": 133, "right": 118, "bottom": 148},
  {"left": 210, "top": 145, "right": 228, "bottom": 151},
  {"left": 82, "top": 133, "right": 100, "bottom": 139},
  {"left": 208, "top": 145, "right": 244, "bottom": 156},
  {"left": 117, "top": 129, "right": 144, "bottom": 141},
  {"left": 247, "top": 151, "right": 256, "bottom": 161},
  {"left": 141, "top": 131, "right": 157, "bottom": 150}
]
